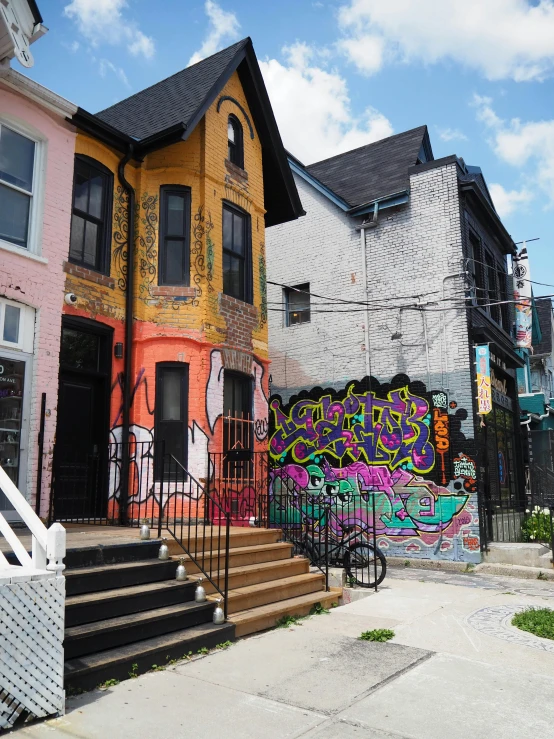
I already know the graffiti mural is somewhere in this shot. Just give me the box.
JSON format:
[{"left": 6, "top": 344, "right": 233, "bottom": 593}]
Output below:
[{"left": 269, "top": 375, "right": 480, "bottom": 562}]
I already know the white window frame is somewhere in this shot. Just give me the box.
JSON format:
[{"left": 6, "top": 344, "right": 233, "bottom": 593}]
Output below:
[
  {"left": 0, "top": 114, "right": 46, "bottom": 258},
  {"left": 0, "top": 297, "right": 34, "bottom": 353}
]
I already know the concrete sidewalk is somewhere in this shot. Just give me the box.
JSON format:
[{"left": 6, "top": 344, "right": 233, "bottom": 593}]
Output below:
[{"left": 14, "top": 568, "right": 554, "bottom": 739}]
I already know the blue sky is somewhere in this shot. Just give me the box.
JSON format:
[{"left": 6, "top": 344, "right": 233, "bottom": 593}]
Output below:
[{"left": 25, "top": 0, "right": 554, "bottom": 295}]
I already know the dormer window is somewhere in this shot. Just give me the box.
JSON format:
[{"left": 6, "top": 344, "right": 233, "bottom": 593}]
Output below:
[{"left": 227, "top": 115, "right": 244, "bottom": 169}]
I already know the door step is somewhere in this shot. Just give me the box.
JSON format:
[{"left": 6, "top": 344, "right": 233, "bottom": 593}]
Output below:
[
  {"left": 223, "top": 572, "right": 325, "bottom": 614},
  {"left": 65, "top": 558, "right": 178, "bottom": 596},
  {"left": 195, "top": 556, "right": 310, "bottom": 594},
  {"left": 230, "top": 588, "right": 342, "bottom": 637},
  {"left": 180, "top": 540, "right": 294, "bottom": 572},
  {"left": 65, "top": 601, "right": 214, "bottom": 659},
  {"left": 66, "top": 579, "right": 197, "bottom": 627},
  {"left": 64, "top": 621, "right": 235, "bottom": 693}
]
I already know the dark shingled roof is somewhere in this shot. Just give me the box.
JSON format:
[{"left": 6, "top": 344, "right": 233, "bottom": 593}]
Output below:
[
  {"left": 305, "top": 126, "right": 431, "bottom": 208},
  {"left": 96, "top": 39, "right": 248, "bottom": 140},
  {"left": 534, "top": 299, "right": 553, "bottom": 355}
]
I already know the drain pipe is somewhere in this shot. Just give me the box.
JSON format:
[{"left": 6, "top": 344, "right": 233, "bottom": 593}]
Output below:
[
  {"left": 359, "top": 225, "right": 371, "bottom": 379},
  {"left": 118, "top": 144, "right": 135, "bottom": 524}
]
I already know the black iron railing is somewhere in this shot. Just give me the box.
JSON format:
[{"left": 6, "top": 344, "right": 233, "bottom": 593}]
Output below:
[
  {"left": 162, "top": 453, "right": 231, "bottom": 617},
  {"left": 267, "top": 465, "right": 386, "bottom": 591}
]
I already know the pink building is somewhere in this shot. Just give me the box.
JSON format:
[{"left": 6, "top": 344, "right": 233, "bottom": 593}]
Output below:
[{"left": 0, "top": 65, "right": 76, "bottom": 518}]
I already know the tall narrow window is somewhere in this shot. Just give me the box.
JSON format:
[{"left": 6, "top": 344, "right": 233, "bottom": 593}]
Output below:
[
  {"left": 0, "top": 124, "right": 35, "bottom": 250},
  {"left": 69, "top": 156, "right": 112, "bottom": 273},
  {"left": 486, "top": 253, "right": 501, "bottom": 324},
  {"left": 159, "top": 186, "right": 191, "bottom": 286},
  {"left": 285, "top": 283, "right": 311, "bottom": 326},
  {"left": 227, "top": 115, "right": 244, "bottom": 169},
  {"left": 155, "top": 363, "right": 188, "bottom": 480},
  {"left": 468, "top": 233, "right": 485, "bottom": 306},
  {"left": 223, "top": 372, "right": 253, "bottom": 478},
  {"left": 223, "top": 203, "right": 251, "bottom": 303}
]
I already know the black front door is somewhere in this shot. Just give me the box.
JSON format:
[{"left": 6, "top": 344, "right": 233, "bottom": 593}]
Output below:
[{"left": 52, "top": 318, "right": 111, "bottom": 520}]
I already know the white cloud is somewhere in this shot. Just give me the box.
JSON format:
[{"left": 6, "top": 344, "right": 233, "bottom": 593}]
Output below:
[
  {"left": 98, "top": 58, "right": 130, "bottom": 87},
  {"left": 188, "top": 1, "right": 240, "bottom": 66},
  {"left": 473, "top": 95, "right": 554, "bottom": 208},
  {"left": 64, "top": 0, "right": 155, "bottom": 59},
  {"left": 489, "top": 183, "right": 533, "bottom": 218},
  {"left": 437, "top": 127, "right": 468, "bottom": 143},
  {"left": 338, "top": 0, "right": 554, "bottom": 81},
  {"left": 260, "top": 43, "right": 393, "bottom": 163}
]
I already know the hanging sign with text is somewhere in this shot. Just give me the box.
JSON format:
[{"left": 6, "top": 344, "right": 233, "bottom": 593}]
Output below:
[{"left": 475, "top": 345, "right": 492, "bottom": 415}]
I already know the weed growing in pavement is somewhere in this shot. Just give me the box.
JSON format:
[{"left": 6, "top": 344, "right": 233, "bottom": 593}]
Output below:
[
  {"left": 465, "top": 563, "right": 475, "bottom": 572},
  {"left": 98, "top": 679, "right": 119, "bottom": 689},
  {"left": 538, "top": 571, "right": 548, "bottom": 580},
  {"left": 359, "top": 629, "right": 395, "bottom": 642},
  {"left": 404, "top": 560, "right": 410, "bottom": 567},
  {"left": 151, "top": 665, "right": 165, "bottom": 672},
  {"left": 512, "top": 608, "right": 554, "bottom": 640},
  {"left": 502, "top": 592, "right": 516, "bottom": 595},
  {"left": 197, "top": 647, "right": 210, "bottom": 655},
  {"left": 310, "top": 603, "right": 330, "bottom": 616},
  {"left": 275, "top": 614, "right": 302, "bottom": 628},
  {"left": 128, "top": 663, "right": 139, "bottom": 679},
  {"left": 216, "top": 641, "right": 233, "bottom": 650}
]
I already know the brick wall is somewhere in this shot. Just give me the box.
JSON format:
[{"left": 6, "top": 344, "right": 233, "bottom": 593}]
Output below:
[
  {"left": 266, "top": 160, "right": 481, "bottom": 563},
  {"left": 0, "top": 83, "right": 76, "bottom": 513}
]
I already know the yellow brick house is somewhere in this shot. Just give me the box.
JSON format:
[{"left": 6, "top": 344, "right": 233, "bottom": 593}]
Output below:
[{"left": 51, "top": 38, "right": 303, "bottom": 525}]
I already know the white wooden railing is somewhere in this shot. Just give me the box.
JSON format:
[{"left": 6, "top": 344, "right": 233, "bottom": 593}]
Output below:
[{"left": 0, "top": 464, "right": 65, "bottom": 576}]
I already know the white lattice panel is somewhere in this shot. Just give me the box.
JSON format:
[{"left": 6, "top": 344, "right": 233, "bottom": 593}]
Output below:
[{"left": 0, "top": 575, "right": 65, "bottom": 730}]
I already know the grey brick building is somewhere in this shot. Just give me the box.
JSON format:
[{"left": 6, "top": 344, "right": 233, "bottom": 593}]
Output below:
[{"left": 266, "top": 126, "right": 525, "bottom": 562}]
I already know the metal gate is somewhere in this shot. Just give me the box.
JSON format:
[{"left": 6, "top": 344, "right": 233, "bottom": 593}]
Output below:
[{"left": 208, "top": 414, "right": 269, "bottom": 526}]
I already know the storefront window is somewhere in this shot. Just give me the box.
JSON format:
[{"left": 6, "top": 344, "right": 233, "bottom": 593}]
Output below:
[{"left": 0, "top": 357, "right": 25, "bottom": 486}]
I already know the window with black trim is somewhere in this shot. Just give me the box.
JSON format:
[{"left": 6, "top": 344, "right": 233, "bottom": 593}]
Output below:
[
  {"left": 227, "top": 115, "right": 244, "bottom": 169},
  {"left": 159, "top": 186, "right": 191, "bottom": 286},
  {"left": 69, "top": 156, "right": 113, "bottom": 273},
  {"left": 223, "top": 371, "right": 253, "bottom": 479},
  {"left": 154, "top": 363, "right": 188, "bottom": 480},
  {"left": 223, "top": 203, "right": 251, "bottom": 303},
  {"left": 468, "top": 232, "right": 486, "bottom": 306},
  {"left": 285, "top": 283, "right": 310, "bottom": 326}
]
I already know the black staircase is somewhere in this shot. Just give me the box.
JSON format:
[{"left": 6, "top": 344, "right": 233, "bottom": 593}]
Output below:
[{"left": 63, "top": 539, "right": 235, "bottom": 692}]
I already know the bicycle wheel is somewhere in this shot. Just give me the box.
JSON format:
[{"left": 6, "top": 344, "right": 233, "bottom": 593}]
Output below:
[{"left": 344, "top": 542, "right": 386, "bottom": 588}]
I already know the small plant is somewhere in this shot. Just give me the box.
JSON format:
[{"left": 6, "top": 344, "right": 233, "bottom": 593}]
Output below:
[
  {"left": 359, "top": 629, "right": 395, "bottom": 642},
  {"left": 512, "top": 607, "right": 554, "bottom": 640},
  {"left": 151, "top": 664, "right": 165, "bottom": 672},
  {"left": 404, "top": 560, "right": 410, "bottom": 567},
  {"left": 310, "top": 602, "right": 330, "bottom": 616},
  {"left": 538, "top": 571, "right": 548, "bottom": 580},
  {"left": 502, "top": 592, "right": 515, "bottom": 595},
  {"left": 167, "top": 658, "right": 178, "bottom": 666},
  {"left": 465, "top": 562, "right": 475, "bottom": 572},
  {"left": 197, "top": 646, "right": 210, "bottom": 655},
  {"left": 216, "top": 641, "right": 233, "bottom": 650},
  {"left": 99, "top": 678, "right": 119, "bottom": 689},
  {"left": 346, "top": 575, "right": 356, "bottom": 587},
  {"left": 67, "top": 686, "right": 86, "bottom": 696},
  {"left": 275, "top": 614, "right": 302, "bottom": 628},
  {"left": 128, "top": 663, "right": 139, "bottom": 679},
  {"left": 183, "top": 651, "right": 193, "bottom": 660},
  {"left": 521, "top": 506, "right": 552, "bottom": 543},
  {"left": 331, "top": 602, "right": 338, "bottom": 608}
]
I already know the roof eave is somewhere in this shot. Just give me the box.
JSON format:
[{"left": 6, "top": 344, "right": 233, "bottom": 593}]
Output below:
[
  {"left": 288, "top": 157, "right": 350, "bottom": 211},
  {"left": 347, "top": 189, "right": 409, "bottom": 217},
  {"left": 71, "top": 108, "right": 134, "bottom": 154}
]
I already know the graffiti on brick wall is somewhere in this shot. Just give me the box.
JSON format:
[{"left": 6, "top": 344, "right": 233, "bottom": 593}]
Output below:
[{"left": 269, "top": 375, "right": 479, "bottom": 560}]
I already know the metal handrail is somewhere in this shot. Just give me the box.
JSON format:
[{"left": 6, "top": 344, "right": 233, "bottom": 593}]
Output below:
[{"left": 161, "top": 454, "right": 231, "bottom": 618}]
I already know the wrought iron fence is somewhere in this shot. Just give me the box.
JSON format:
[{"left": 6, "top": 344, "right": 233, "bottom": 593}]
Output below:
[
  {"left": 266, "top": 464, "right": 387, "bottom": 591},
  {"left": 208, "top": 446, "right": 270, "bottom": 526}
]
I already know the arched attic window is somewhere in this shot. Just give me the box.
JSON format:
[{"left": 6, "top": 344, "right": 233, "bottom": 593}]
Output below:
[{"left": 227, "top": 114, "right": 244, "bottom": 169}]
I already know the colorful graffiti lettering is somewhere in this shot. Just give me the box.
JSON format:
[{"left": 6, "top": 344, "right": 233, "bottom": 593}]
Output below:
[
  {"left": 269, "top": 375, "right": 480, "bottom": 562},
  {"left": 269, "top": 461, "right": 470, "bottom": 540},
  {"left": 270, "top": 384, "right": 435, "bottom": 473}
]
